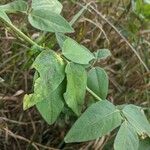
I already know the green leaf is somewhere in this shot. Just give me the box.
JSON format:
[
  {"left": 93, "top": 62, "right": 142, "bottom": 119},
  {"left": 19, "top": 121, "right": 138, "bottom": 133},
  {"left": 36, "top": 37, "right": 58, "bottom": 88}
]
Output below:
[
  {"left": 65, "top": 100, "right": 122, "bottom": 143},
  {"left": 28, "top": 9, "right": 74, "bottom": 33},
  {"left": 23, "top": 50, "right": 65, "bottom": 110},
  {"left": 32, "top": 0, "right": 62, "bottom": 14},
  {"left": 32, "top": 50, "right": 65, "bottom": 92},
  {"left": 132, "top": 0, "right": 150, "bottom": 20},
  {"left": 114, "top": 121, "right": 139, "bottom": 150},
  {"left": 55, "top": 33, "right": 67, "bottom": 48},
  {"left": 123, "top": 105, "right": 150, "bottom": 137},
  {"left": 0, "top": 0, "right": 28, "bottom": 13},
  {"left": 62, "top": 38, "right": 95, "bottom": 64},
  {"left": 0, "top": 10, "right": 12, "bottom": 23},
  {"left": 94, "top": 49, "right": 111, "bottom": 60},
  {"left": 64, "top": 62, "right": 87, "bottom": 116},
  {"left": 36, "top": 81, "right": 64, "bottom": 125},
  {"left": 87, "top": 67, "right": 109, "bottom": 100},
  {"left": 23, "top": 94, "right": 34, "bottom": 110},
  {"left": 23, "top": 77, "right": 54, "bottom": 110},
  {"left": 138, "top": 138, "right": 150, "bottom": 150}
]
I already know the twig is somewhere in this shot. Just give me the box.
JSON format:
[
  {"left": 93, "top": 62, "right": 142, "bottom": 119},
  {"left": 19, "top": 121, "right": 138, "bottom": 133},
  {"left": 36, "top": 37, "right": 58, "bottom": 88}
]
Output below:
[
  {"left": 2, "top": 128, "right": 58, "bottom": 150},
  {"left": 82, "top": 17, "right": 109, "bottom": 44},
  {"left": 88, "top": 4, "right": 149, "bottom": 72}
]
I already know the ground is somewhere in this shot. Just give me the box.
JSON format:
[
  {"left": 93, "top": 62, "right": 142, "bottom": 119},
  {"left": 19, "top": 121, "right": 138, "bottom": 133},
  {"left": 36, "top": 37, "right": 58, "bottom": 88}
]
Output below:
[{"left": 0, "top": 0, "right": 150, "bottom": 149}]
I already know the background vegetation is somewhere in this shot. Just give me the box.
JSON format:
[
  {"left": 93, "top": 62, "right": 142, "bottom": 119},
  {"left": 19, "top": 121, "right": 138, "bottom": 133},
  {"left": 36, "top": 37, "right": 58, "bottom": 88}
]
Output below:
[{"left": 0, "top": 0, "right": 150, "bottom": 149}]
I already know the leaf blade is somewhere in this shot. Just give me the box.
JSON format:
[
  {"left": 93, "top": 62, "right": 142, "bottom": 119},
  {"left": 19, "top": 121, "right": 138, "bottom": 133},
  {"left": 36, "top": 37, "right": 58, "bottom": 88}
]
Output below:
[
  {"left": 36, "top": 82, "right": 64, "bottom": 125},
  {"left": 32, "top": 0, "right": 62, "bottom": 14},
  {"left": 87, "top": 67, "right": 109, "bottom": 100},
  {"left": 123, "top": 105, "right": 150, "bottom": 137},
  {"left": 65, "top": 100, "right": 122, "bottom": 143},
  {"left": 114, "top": 121, "right": 139, "bottom": 150},
  {"left": 94, "top": 49, "right": 111, "bottom": 60},
  {"left": 0, "top": 0, "right": 28, "bottom": 13},
  {"left": 23, "top": 50, "right": 65, "bottom": 110},
  {"left": 62, "top": 38, "right": 95, "bottom": 64},
  {"left": 64, "top": 62, "right": 87, "bottom": 116},
  {"left": 28, "top": 9, "right": 74, "bottom": 33}
]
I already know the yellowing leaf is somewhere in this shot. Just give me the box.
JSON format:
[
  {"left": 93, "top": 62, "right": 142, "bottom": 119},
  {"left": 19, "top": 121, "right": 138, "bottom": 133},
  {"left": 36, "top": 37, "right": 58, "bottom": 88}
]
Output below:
[
  {"left": 23, "top": 50, "right": 66, "bottom": 110},
  {"left": 32, "top": 50, "right": 65, "bottom": 92}
]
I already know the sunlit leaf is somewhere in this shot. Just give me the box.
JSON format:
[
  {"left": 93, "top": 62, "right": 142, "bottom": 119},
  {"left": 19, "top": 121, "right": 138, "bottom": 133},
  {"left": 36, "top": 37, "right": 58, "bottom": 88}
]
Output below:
[{"left": 62, "top": 38, "right": 95, "bottom": 64}]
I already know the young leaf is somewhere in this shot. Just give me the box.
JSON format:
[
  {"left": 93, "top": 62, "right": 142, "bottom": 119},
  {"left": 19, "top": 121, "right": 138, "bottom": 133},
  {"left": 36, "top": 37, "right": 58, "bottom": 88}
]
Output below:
[
  {"left": 114, "top": 121, "right": 139, "bottom": 150},
  {"left": 32, "top": 0, "right": 62, "bottom": 14},
  {"left": 65, "top": 100, "right": 122, "bottom": 143},
  {"left": 32, "top": 50, "right": 65, "bottom": 92},
  {"left": 0, "top": 10, "right": 12, "bottom": 23},
  {"left": 123, "top": 105, "right": 150, "bottom": 137},
  {"left": 0, "top": 0, "right": 28, "bottom": 13},
  {"left": 87, "top": 67, "right": 109, "bottom": 100},
  {"left": 94, "top": 49, "right": 111, "bottom": 60},
  {"left": 28, "top": 9, "right": 74, "bottom": 33},
  {"left": 64, "top": 62, "right": 87, "bottom": 116},
  {"left": 62, "top": 38, "right": 95, "bottom": 64},
  {"left": 36, "top": 81, "right": 65, "bottom": 125},
  {"left": 23, "top": 94, "right": 34, "bottom": 110}
]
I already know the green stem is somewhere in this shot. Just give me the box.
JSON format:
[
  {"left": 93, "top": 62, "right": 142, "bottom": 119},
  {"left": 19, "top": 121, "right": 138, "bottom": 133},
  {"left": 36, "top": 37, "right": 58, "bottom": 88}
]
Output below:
[
  {"left": 86, "top": 86, "right": 102, "bottom": 101},
  {"left": 1, "top": 17, "right": 103, "bottom": 102},
  {"left": 2, "top": 19, "right": 42, "bottom": 49},
  {"left": 63, "top": 57, "right": 103, "bottom": 101}
]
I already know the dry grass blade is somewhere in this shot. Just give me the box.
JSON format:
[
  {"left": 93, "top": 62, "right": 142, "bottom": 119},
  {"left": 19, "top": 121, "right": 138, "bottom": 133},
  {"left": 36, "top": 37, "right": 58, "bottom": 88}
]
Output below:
[{"left": 1, "top": 128, "right": 58, "bottom": 150}]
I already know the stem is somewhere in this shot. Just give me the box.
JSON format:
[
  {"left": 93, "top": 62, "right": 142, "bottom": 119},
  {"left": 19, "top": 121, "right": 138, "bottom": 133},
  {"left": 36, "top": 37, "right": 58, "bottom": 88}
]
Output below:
[
  {"left": 1, "top": 16, "right": 103, "bottom": 102},
  {"left": 1, "top": 19, "right": 42, "bottom": 49},
  {"left": 86, "top": 86, "right": 102, "bottom": 101}
]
